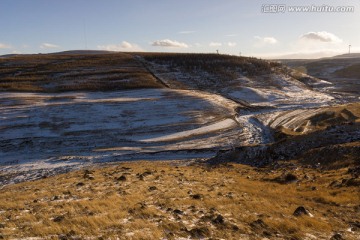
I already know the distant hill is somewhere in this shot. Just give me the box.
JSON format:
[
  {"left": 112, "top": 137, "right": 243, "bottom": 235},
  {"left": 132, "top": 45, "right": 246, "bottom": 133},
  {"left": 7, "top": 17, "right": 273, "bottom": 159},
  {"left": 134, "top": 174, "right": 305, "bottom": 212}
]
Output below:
[
  {"left": 50, "top": 50, "right": 114, "bottom": 55},
  {"left": 331, "top": 53, "right": 360, "bottom": 59}
]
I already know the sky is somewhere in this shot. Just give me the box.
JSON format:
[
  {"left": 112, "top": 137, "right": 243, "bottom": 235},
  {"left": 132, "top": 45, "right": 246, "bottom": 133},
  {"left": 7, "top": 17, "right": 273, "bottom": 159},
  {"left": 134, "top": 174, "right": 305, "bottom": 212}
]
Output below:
[{"left": 0, "top": 0, "right": 359, "bottom": 59}]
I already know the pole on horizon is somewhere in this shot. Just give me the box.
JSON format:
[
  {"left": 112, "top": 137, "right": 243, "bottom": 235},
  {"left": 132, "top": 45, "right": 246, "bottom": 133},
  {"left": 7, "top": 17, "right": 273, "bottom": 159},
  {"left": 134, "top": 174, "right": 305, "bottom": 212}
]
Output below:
[
  {"left": 349, "top": 45, "right": 351, "bottom": 54},
  {"left": 216, "top": 50, "right": 219, "bottom": 54}
]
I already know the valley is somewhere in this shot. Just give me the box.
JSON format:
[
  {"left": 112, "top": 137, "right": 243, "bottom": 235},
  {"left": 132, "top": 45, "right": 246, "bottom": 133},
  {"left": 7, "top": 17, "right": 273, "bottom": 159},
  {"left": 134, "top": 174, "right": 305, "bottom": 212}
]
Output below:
[{"left": 0, "top": 52, "right": 359, "bottom": 239}]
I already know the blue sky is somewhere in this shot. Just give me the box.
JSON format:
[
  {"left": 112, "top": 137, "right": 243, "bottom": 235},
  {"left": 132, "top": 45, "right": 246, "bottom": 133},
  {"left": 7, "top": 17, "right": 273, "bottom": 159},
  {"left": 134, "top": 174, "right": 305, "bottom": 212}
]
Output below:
[{"left": 0, "top": 0, "right": 359, "bottom": 58}]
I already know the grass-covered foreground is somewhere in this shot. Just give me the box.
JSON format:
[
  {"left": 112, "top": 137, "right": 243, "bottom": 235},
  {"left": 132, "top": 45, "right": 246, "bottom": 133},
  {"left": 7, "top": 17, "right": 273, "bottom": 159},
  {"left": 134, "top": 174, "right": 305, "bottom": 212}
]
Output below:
[{"left": 1, "top": 161, "right": 359, "bottom": 239}]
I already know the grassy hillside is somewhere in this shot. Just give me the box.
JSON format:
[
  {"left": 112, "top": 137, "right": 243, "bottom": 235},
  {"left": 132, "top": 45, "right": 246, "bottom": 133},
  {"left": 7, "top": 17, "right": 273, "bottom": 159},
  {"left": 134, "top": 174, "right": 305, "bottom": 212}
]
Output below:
[
  {"left": 334, "top": 63, "right": 360, "bottom": 78},
  {"left": 0, "top": 52, "right": 286, "bottom": 93},
  {"left": 0, "top": 53, "right": 164, "bottom": 92},
  {"left": 0, "top": 161, "right": 359, "bottom": 239}
]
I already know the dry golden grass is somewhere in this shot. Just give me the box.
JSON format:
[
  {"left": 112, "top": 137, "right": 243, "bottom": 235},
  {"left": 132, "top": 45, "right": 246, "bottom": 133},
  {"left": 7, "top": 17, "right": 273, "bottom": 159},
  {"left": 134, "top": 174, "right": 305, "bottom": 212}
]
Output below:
[
  {"left": 277, "top": 103, "right": 360, "bottom": 137},
  {"left": 0, "top": 161, "right": 359, "bottom": 239},
  {"left": 0, "top": 53, "right": 164, "bottom": 92},
  {"left": 334, "top": 63, "right": 360, "bottom": 78}
]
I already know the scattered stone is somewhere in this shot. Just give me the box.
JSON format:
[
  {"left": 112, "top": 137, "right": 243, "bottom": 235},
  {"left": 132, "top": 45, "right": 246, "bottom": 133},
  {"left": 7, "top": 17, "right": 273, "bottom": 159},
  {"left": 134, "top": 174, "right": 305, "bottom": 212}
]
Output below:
[
  {"left": 76, "top": 182, "right": 85, "bottom": 187},
  {"left": 117, "top": 175, "right": 127, "bottom": 181},
  {"left": 343, "top": 178, "right": 360, "bottom": 187},
  {"left": 232, "top": 225, "right": 240, "bottom": 231},
  {"left": 348, "top": 166, "right": 360, "bottom": 178},
  {"left": 250, "top": 219, "right": 268, "bottom": 230},
  {"left": 330, "top": 233, "right": 344, "bottom": 240},
  {"left": 58, "top": 234, "right": 67, "bottom": 240},
  {"left": 58, "top": 230, "right": 77, "bottom": 240},
  {"left": 120, "top": 167, "right": 132, "bottom": 171},
  {"left": 137, "top": 171, "right": 152, "bottom": 180},
  {"left": 148, "top": 186, "right": 157, "bottom": 191},
  {"left": 293, "top": 206, "right": 313, "bottom": 217},
  {"left": 349, "top": 221, "right": 360, "bottom": 231},
  {"left": 211, "top": 214, "right": 225, "bottom": 225},
  {"left": 53, "top": 215, "right": 64, "bottom": 222},
  {"left": 83, "top": 170, "right": 94, "bottom": 180},
  {"left": 0, "top": 223, "right": 4, "bottom": 228},
  {"left": 173, "top": 209, "right": 183, "bottom": 215},
  {"left": 226, "top": 192, "right": 233, "bottom": 199},
  {"left": 188, "top": 227, "right": 210, "bottom": 238},
  {"left": 51, "top": 195, "right": 60, "bottom": 201},
  {"left": 329, "top": 180, "right": 342, "bottom": 188},
  {"left": 272, "top": 173, "right": 298, "bottom": 184},
  {"left": 191, "top": 194, "right": 203, "bottom": 200},
  {"left": 284, "top": 173, "right": 298, "bottom": 183}
]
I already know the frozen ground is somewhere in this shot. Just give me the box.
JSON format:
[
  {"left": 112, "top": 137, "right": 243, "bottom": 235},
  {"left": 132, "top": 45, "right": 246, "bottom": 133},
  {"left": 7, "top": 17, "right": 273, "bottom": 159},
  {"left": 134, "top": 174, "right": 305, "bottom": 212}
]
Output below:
[
  {"left": 0, "top": 84, "right": 338, "bottom": 185},
  {"left": 1, "top": 53, "right": 356, "bottom": 185},
  {"left": 0, "top": 89, "right": 246, "bottom": 184}
]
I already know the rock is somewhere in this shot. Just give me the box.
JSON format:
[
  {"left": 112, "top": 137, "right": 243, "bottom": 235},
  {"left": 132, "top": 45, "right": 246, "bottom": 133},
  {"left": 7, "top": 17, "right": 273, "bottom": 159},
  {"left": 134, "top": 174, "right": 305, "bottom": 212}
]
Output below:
[
  {"left": 191, "top": 194, "right": 203, "bottom": 200},
  {"left": 250, "top": 219, "right": 268, "bottom": 230},
  {"left": 120, "top": 167, "right": 132, "bottom": 171},
  {"left": 76, "top": 182, "right": 85, "bottom": 187},
  {"left": 343, "top": 178, "right": 360, "bottom": 187},
  {"left": 51, "top": 195, "right": 60, "bottom": 201},
  {"left": 293, "top": 206, "right": 313, "bottom": 217},
  {"left": 173, "top": 209, "right": 183, "bottom": 215},
  {"left": 348, "top": 166, "right": 360, "bottom": 178},
  {"left": 349, "top": 221, "right": 360, "bottom": 231},
  {"left": 330, "top": 233, "right": 344, "bottom": 240},
  {"left": 58, "top": 234, "right": 67, "bottom": 240},
  {"left": 53, "top": 215, "right": 64, "bottom": 222},
  {"left": 148, "top": 186, "right": 157, "bottom": 191},
  {"left": 83, "top": 170, "right": 94, "bottom": 180},
  {"left": 272, "top": 173, "right": 298, "bottom": 184},
  {"left": 211, "top": 214, "right": 225, "bottom": 225},
  {"left": 284, "top": 173, "right": 298, "bottom": 183},
  {"left": 188, "top": 227, "right": 210, "bottom": 238},
  {"left": 58, "top": 230, "right": 77, "bottom": 240},
  {"left": 137, "top": 171, "right": 152, "bottom": 180},
  {"left": 117, "top": 175, "right": 126, "bottom": 181}
]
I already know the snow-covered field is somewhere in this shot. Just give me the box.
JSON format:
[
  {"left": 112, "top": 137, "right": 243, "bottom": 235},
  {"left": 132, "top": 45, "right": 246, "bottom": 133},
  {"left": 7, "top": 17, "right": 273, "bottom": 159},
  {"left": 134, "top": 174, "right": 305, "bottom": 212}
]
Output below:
[
  {"left": 2, "top": 53, "right": 357, "bottom": 185},
  {"left": 0, "top": 89, "right": 246, "bottom": 184}
]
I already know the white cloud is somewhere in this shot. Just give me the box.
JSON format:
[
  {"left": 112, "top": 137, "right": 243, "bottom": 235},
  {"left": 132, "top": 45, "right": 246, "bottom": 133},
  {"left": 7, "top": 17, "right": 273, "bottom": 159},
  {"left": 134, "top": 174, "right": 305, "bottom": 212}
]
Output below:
[
  {"left": 151, "top": 39, "right": 188, "bottom": 48},
  {"left": 97, "top": 41, "right": 143, "bottom": 52},
  {"left": 227, "top": 42, "right": 237, "bottom": 47},
  {"left": 178, "top": 31, "right": 195, "bottom": 34},
  {"left": 209, "top": 42, "right": 222, "bottom": 47},
  {"left": 263, "top": 37, "right": 277, "bottom": 44},
  {"left": 257, "top": 50, "right": 343, "bottom": 59},
  {"left": 120, "top": 41, "right": 133, "bottom": 49},
  {"left": 0, "top": 43, "right": 11, "bottom": 49},
  {"left": 40, "top": 43, "right": 59, "bottom": 49},
  {"left": 255, "top": 36, "right": 278, "bottom": 45},
  {"left": 300, "top": 31, "right": 342, "bottom": 43}
]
